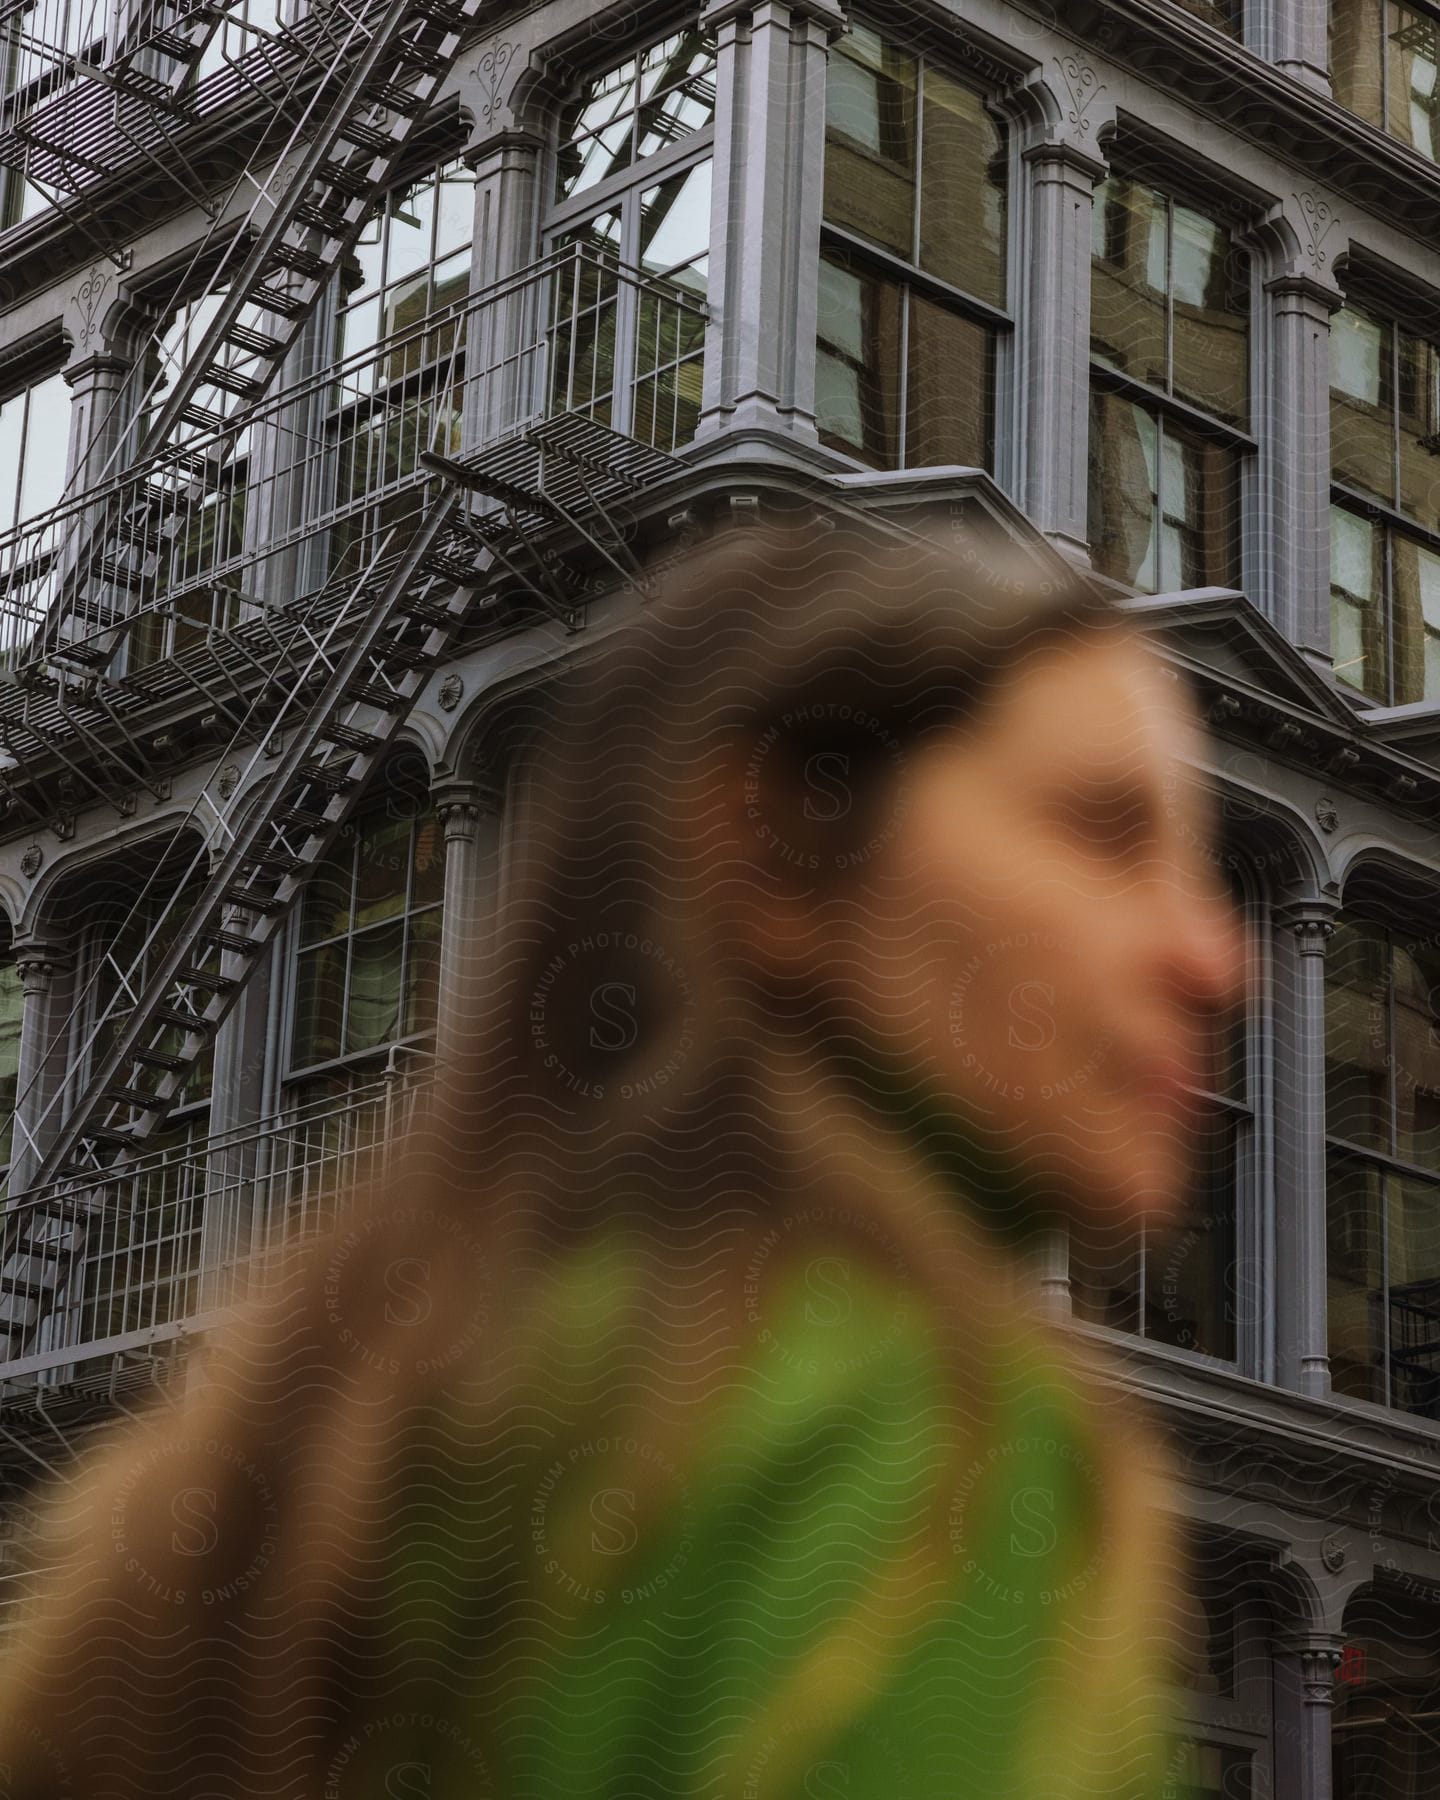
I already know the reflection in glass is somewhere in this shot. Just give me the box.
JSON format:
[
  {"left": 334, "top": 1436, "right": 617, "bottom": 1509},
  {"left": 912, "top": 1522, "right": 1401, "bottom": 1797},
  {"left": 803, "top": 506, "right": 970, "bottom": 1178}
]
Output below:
[
  {"left": 556, "top": 30, "right": 717, "bottom": 202},
  {"left": 1088, "top": 390, "right": 1239, "bottom": 593},
  {"left": 1327, "top": 1149, "right": 1387, "bottom": 1407}
]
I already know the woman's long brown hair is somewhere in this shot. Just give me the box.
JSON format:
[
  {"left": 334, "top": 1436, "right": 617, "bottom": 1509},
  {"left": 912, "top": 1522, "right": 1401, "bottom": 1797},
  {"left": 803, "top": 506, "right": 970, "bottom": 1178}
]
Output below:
[{"left": 0, "top": 512, "right": 1188, "bottom": 1796}]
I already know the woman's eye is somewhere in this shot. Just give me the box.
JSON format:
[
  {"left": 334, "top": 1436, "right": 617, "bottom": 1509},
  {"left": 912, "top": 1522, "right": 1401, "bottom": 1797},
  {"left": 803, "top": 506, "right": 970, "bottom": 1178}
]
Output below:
[{"left": 1052, "top": 784, "right": 1159, "bottom": 860}]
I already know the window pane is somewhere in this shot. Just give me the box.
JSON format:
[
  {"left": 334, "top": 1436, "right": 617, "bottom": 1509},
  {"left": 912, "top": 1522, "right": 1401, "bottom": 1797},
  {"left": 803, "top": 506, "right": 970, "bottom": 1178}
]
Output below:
[
  {"left": 354, "top": 807, "right": 412, "bottom": 932},
  {"left": 404, "top": 909, "right": 442, "bottom": 1038},
  {"left": 0, "top": 957, "right": 20, "bottom": 1169},
  {"left": 1396, "top": 326, "right": 1440, "bottom": 531},
  {"left": 17, "top": 374, "right": 67, "bottom": 521},
  {"left": 1329, "top": 506, "right": 1387, "bottom": 699},
  {"left": 1387, "top": 1170, "right": 1440, "bottom": 1420},
  {"left": 0, "top": 391, "right": 22, "bottom": 532},
  {"left": 1331, "top": 0, "right": 1385, "bottom": 130},
  {"left": 1387, "top": 2, "right": 1440, "bottom": 162},
  {"left": 1170, "top": 205, "right": 1249, "bottom": 428},
  {"left": 1391, "top": 532, "right": 1440, "bottom": 705},
  {"left": 1090, "top": 175, "right": 1169, "bottom": 390},
  {"left": 918, "top": 66, "right": 1006, "bottom": 307},
  {"left": 301, "top": 838, "right": 355, "bottom": 947},
  {"left": 1391, "top": 935, "right": 1440, "bottom": 1170},
  {"left": 636, "top": 30, "right": 718, "bottom": 156},
  {"left": 638, "top": 161, "right": 711, "bottom": 278},
  {"left": 345, "top": 921, "right": 404, "bottom": 1055},
  {"left": 1164, "top": 1738, "right": 1252, "bottom": 1800},
  {"left": 1068, "top": 1215, "right": 1143, "bottom": 1335},
  {"left": 1327, "top": 1149, "right": 1387, "bottom": 1406},
  {"left": 815, "top": 252, "right": 902, "bottom": 468},
  {"left": 1157, "top": 424, "right": 1241, "bottom": 591},
  {"left": 823, "top": 26, "right": 918, "bottom": 259},
  {"left": 293, "top": 942, "right": 346, "bottom": 1068},
  {"left": 412, "top": 812, "right": 444, "bottom": 909},
  {"left": 1332, "top": 306, "right": 1395, "bottom": 507},
  {"left": 1089, "top": 388, "right": 1159, "bottom": 589},
  {"left": 905, "top": 294, "right": 993, "bottom": 470},
  {"left": 1145, "top": 1105, "right": 1238, "bottom": 1359},
  {"left": 1326, "top": 916, "right": 1391, "bottom": 1151}
]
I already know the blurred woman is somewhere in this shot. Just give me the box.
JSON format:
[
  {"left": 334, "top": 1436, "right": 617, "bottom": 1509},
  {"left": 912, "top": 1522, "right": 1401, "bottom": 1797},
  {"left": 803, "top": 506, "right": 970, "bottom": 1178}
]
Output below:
[{"left": 0, "top": 511, "right": 1244, "bottom": 1798}]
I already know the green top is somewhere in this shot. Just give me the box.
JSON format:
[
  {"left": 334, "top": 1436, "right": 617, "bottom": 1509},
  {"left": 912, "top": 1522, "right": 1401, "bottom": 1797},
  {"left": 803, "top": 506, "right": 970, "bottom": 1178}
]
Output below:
[{"left": 362, "top": 1231, "right": 1179, "bottom": 1800}]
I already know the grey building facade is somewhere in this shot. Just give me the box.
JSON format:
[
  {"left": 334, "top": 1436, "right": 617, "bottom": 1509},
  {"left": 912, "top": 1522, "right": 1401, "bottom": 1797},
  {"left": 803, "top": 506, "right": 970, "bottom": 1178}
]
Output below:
[{"left": 0, "top": 0, "right": 1436, "bottom": 1793}]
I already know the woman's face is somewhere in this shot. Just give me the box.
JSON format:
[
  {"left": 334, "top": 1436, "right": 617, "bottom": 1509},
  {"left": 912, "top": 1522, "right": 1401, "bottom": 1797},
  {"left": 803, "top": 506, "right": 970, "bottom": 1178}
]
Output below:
[{"left": 826, "top": 627, "right": 1247, "bottom": 1233}]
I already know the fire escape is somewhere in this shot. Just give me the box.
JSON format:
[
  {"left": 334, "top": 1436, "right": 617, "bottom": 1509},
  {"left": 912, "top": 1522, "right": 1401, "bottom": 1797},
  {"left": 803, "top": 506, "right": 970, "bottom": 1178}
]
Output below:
[{"left": 0, "top": 0, "right": 705, "bottom": 1446}]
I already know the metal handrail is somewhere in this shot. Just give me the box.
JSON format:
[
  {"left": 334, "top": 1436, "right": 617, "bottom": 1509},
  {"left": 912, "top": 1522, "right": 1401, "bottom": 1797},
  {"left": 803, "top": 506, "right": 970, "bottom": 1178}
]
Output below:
[{"left": 0, "top": 242, "right": 709, "bottom": 668}]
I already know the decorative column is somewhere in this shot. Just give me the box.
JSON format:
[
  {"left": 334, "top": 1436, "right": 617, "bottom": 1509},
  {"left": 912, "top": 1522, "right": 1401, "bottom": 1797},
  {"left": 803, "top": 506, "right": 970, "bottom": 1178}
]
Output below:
[
  {"left": 7, "top": 942, "right": 75, "bottom": 1197},
  {"left": 464, "top": 127, "right": 547, "bottom": 451},
  {"left": 1272, "top": 1631, "right": 1343, "bottom": 1800},
  {"left": 1019, "top": 136, "right": 1109, "bottom": 561},
  {"left": 1272, "top": 899, "right": 1339, "bottom": 1400},
  {"left": 434, "top": 778, "right": 504, "bottom": 1075},
  {"left": 1257, "top": 223, "right": 1345, "bottom": 671},
  {"left": 1255, "top": 1, "right": 1334, "bottom": 96},
  {"left": 60, "top": 352, "right": 132, "bottom": 496},
  {"left": 693, "top": 0, "right": 848, "bottom": 451}
]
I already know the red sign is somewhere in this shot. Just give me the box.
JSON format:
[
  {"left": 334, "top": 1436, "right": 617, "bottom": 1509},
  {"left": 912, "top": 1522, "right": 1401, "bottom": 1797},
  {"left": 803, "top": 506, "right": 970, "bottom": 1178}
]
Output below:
[{"left": 1337, "top": 1644, "right": 1368, "bottom": 1685}]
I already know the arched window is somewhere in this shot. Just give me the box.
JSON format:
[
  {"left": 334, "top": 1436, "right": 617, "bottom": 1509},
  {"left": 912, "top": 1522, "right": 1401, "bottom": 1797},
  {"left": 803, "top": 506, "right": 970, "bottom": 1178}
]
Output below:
[
  {"left": 1334, "top": 1582, "right": 1440, "bottom": 1799},
  {"left": 816, "top": 19, "right": 1009, "bottom": 473},
  {"left": 0, "top": 928, "right": 19, "bottom": 1180},
  {"left": 544, "top": 25, "right": 717, "bottom": 450},
  {"left": 1325, "top": 894, "right": 1440, "bottom": 1419},
  {"left": 67, "top": 859, "right": 213, "bottom": 1342},
  {"left": 279, "top": 749, "right": 442, "bottom": 1230}
]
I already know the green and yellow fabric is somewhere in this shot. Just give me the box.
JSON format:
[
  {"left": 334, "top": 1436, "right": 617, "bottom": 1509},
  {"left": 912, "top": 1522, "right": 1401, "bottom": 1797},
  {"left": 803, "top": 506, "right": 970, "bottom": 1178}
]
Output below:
[{"left": 373, "top": 1227, "right": 1183, "bottom": 1800}]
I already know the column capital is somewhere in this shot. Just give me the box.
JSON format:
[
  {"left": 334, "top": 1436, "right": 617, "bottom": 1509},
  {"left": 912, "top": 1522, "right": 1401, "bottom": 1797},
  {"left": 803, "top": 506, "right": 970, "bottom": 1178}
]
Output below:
[
  {"left": 436, "top": 779, "right": 502, "bottom": 843},
  {"left": 61, "top": 352, "right": 133, "bottom": 390},
  {"left": 1276, "top": 1630, "right": 1345, "bottom": 1704},
  {"left": 1262, "top": 270, "right": 1346, "bottom": 316},
  {"left": 1275, "top": 899, "right": 1340, "bottom": 950},
  {"left": 463, "top": 126, "right": 547, "bottom": 171},
  {"left": 1020, "top": 137, "right": 1109, "bottom": 187},
  {"left": 14, "top": 940, "right": 74, "bottom": 993}
]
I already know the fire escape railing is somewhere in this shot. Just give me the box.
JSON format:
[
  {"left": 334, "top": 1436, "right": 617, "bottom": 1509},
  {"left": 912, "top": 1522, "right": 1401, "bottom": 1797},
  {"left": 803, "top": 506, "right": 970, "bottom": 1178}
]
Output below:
[
  {"left": 0, "top": 1046, "right": 433, "bottom": 1387},
  {"left": 0, "top": 244, "right": 708, "bottom": 677}
]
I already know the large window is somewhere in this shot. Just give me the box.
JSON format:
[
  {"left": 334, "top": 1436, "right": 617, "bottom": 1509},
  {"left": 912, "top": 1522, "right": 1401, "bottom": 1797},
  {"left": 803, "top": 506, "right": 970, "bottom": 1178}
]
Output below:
[
  {"left": 325, "top": 155, "right": 473, "bottom": 582},
  {"left": 1331, "top": 0, "right": 1440, "bottom": 162},
  {"left": 0, "top": 937, "right": 20, "bottom": 1179},
  {"left": 287, "top": 750, "right": 442, "bottom": 1085},
  {"left": 279, "top": 752, "right": 441, "bottom": 1234},
  {"left": 816, "top": 21, "right": 1007, "bottom": 472},
  {"left": 1088, "top": 173, "right": 1250, "bottom": 593},
  {"left": 1326, "top": 914, "right": 1440, "bottom": 1420},
  {"left": 1330, "top": 300, "right": 1440, "bottom": 704},
  {"left": 1069, "top": 862, "right": 1252, "bottom": 1361},
  {"left": 70, "top": 869, "right": 213, "bottom": 1341},
  {"left": 546, "top": 28, "right": 715, "bottom": 451}
]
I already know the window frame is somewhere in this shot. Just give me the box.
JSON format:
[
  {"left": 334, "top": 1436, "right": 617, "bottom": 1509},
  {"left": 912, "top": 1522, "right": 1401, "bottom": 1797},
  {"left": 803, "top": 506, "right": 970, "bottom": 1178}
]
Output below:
[
  {"left": 543, "top": 27, "right": 717, "bottom": 447},
  {"left": 1330, "top": 292, "right": 1440, "bottom": 706},
  {"left": 1325, "top": 908, "right": 1440, "bottom": 1423},
  {"left": 814, "top": 14, "right": 1015, "bottom": 479},
  {"left": 1066, "top": 844, "right": 1262, "bottom": 1375},
  {"left": 1331, "top": 0, "right": 1440, "bottom": 161},
  {"left": 1086, "top": 165, "right": 1258, "bottom": 597},
  {"left": 280, "top": 749, "right": 444, "bottom": 1091}
]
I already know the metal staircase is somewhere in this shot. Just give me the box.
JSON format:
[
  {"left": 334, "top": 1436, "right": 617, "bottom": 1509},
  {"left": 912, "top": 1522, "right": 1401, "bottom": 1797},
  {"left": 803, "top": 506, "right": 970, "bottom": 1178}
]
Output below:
[
  {"left": 30, "top": 0, "right": 492, "bottom": 674},
  {"left": 0, "top": 481, "right": 502, "bottom": 1355}
]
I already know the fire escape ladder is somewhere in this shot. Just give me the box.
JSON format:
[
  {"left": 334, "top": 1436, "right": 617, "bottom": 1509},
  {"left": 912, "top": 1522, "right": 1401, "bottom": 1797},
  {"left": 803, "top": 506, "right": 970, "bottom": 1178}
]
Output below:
[
  {"left": 0, "top": 486, "right": 499, "bottom": 1359},
  {"left": 32, "top": 0, "right": 491, "bottom": 675}
]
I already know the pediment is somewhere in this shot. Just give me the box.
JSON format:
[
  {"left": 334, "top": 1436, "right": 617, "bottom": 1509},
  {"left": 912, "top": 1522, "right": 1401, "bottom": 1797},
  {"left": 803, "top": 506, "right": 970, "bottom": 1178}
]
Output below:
[{"left": 1116, "top": 588, "right": 1362, "bottom": 731}]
